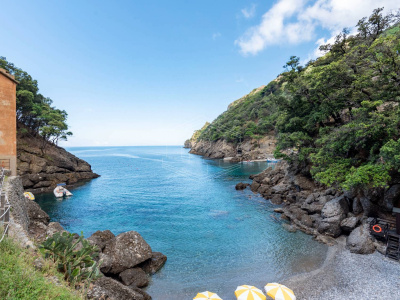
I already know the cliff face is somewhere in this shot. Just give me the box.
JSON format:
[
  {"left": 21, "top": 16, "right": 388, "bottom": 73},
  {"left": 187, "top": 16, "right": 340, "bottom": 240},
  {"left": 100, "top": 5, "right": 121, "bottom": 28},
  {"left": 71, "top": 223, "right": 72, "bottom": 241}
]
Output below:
[
  {"left": 189, "top": 135, "right": 277, "bottom": 161},
  {"left": 17, "top": 131, "right": 99, "bottom": 194}
]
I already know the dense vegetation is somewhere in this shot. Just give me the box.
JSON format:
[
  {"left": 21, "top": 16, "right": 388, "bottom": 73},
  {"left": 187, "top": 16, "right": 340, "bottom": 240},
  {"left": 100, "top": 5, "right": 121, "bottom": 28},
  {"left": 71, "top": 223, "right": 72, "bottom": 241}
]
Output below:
[
  {"left": 0, "top": 57, "right": 72, "bottom": 153},
  {"left": 0, "top": 235, "right": 82, "bottom": 300},
  {"left": 195, "top": 8, "right": 400, "bottom": 191}
]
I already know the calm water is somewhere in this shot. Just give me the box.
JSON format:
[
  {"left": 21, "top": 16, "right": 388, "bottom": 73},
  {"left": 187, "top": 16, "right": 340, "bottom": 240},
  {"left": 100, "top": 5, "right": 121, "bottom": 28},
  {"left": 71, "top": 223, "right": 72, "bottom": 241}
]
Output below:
[{"left": 35, "top": 146, "right": 327, "bottom": 299}]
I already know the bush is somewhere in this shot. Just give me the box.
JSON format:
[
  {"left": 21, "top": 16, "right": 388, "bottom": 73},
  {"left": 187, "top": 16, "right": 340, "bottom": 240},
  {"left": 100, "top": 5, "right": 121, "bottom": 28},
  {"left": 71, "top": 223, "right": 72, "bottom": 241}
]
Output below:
[{"left": 40, "top": 232, "right": 101, "bottom": 289}]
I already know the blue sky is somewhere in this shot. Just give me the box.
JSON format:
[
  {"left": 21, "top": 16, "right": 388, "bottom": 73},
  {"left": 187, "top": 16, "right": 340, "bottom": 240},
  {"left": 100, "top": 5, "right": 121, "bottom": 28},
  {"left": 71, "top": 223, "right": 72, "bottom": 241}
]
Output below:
[{"left": 1, "top": 0, "right": 398, "bottom": 146}]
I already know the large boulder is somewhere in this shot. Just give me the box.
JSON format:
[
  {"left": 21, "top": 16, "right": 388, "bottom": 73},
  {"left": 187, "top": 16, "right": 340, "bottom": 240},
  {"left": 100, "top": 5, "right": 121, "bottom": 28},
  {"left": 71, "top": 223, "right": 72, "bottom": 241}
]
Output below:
[
  {"left": 138, "top": 252, "right": 167, "bottom": 274},
  {"left": 100, "top": 231, "right": 152, "bottom": 274},
  {"left": 119, "top": 267, "right": 149, "bottom": 288},
  {"left": 88, "top": 230, "right": 115, "bottom": 251},
  {"left": 346, "top": 224, "right": 375, "bottom": 254},
  {"left": 318, "top": 196, "right": 349, "bottom": 237},
  {"left": 87, "top": 277, "right": 151, "bottom": 300},
  {"left": 340, "top": 217, "right": 358, "bottom": 233}
]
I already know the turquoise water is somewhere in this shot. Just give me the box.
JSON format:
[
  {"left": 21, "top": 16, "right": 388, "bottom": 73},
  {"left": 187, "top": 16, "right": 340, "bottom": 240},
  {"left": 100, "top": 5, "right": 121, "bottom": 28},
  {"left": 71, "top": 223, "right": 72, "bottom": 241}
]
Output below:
[{"left": 35, "top": 146, "right": 327, "bottom": 299}]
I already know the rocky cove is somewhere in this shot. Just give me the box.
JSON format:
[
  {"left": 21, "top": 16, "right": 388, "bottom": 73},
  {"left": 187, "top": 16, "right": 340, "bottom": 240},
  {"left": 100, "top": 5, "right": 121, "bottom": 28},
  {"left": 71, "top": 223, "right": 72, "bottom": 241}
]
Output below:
[{"left": 6, "top": 175, "right": 166, "bottom": 300}]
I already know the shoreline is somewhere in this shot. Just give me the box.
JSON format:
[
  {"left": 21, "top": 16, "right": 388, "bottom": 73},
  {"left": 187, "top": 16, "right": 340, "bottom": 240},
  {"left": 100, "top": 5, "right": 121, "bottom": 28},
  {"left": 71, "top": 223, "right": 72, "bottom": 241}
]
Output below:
[{"left": 283, "top": 236, "right": 400, "bottom": 299}]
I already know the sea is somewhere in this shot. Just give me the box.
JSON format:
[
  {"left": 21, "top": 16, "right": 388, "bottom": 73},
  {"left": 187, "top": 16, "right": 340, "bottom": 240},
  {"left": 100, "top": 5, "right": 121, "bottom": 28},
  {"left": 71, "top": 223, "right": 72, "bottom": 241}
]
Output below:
[{"left": 35, "top": 146, "right": 327, "bottom": 299}]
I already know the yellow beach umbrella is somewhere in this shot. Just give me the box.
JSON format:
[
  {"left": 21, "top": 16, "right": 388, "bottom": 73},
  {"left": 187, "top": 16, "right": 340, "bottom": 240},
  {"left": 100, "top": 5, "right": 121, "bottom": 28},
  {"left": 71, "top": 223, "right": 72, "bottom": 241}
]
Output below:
[
  {"left": 193, "top": 291, "right": 222, "bottom": 299},
  {"left": 264, "top": 283, "right": 296, "bottom": 300},
  {"left": 235, "top": 285, "right": 266, "bottom": 300}
]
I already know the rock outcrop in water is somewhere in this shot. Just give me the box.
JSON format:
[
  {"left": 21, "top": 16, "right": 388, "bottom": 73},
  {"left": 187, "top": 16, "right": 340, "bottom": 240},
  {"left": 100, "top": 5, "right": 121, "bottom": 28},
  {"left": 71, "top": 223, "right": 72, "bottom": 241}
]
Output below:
[
  {"left": 6, "top": 176, "right": 166, "bottom": 300},
  {"left": 247, "top": 161, "right": 398, "bottom": 254},
  {"left": 17, "top": 127, "right": 100, "bottom": 194}
]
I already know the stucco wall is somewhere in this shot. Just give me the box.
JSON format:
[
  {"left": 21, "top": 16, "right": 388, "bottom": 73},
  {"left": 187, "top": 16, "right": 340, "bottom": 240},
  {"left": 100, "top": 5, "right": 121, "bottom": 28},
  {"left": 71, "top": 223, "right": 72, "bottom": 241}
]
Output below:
[{"left": 0, "top": 68, "right": 17, "bottom": 175}]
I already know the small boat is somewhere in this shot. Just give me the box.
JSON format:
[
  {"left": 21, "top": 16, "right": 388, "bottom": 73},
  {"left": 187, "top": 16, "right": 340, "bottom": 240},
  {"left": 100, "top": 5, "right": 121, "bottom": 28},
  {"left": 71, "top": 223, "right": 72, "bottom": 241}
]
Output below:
[
  {"left": 23, "top": 192, "right": 35, "bottom": 200},
  {"left": 53, "top": 183, "right": 73, "bottom": 198},
  {"left": 266, "top": 158, "right": 281, "bottom": 163}
]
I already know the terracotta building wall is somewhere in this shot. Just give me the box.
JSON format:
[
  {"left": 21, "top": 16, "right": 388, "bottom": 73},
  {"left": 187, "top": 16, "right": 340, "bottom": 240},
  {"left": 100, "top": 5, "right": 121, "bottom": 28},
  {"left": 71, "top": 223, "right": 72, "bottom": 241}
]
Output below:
[{"left": 0, "top": 68, "right": 17, "bottom": 176}]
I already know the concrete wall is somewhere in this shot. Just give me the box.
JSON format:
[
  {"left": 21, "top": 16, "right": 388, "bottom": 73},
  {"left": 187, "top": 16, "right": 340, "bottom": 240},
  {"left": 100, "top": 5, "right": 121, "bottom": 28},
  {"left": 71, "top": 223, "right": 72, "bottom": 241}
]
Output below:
[{"left": 0, "top": 68, "right": 17, "bottom": 176}]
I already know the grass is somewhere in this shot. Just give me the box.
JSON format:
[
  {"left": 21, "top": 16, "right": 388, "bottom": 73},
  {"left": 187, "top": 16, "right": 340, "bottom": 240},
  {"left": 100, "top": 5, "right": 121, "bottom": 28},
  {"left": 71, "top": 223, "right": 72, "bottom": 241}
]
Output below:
[{"left": 0, "top": 235, "right": 83, "bottom": 300}]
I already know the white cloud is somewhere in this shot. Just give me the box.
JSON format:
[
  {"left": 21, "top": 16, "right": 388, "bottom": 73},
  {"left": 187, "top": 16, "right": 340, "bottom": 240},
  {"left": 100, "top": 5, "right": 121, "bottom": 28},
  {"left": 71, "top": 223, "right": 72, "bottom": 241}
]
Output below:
[
  {"left": 241, "top": 4, "right": 256, "bottom": 19},
  {"left": 212, "top": 32, "right": 221, "bottom": 40},
  {"left": 236, "top": 0, "right": 400, "bottom": 56}
]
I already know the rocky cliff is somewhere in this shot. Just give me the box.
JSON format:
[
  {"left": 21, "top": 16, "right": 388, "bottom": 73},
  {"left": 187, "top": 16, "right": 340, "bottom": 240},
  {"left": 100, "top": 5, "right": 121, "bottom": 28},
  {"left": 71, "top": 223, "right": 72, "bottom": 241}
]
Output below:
[
  {"left": 17, "top": 128, "right": 99, "bottom": 194},
  {"left": 189, "top": 135, "right": 277, "bottom": 162},
  {"left": 6, "top": 176, "right": 166, "bottom": 300}
]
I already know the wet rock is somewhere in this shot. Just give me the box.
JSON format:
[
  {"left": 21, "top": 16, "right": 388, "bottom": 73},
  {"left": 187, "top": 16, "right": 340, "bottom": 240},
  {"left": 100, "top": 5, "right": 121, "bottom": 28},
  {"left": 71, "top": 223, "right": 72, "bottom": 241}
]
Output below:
[
  {"left": 282, "top": 223, "right": 297, "bottom": 233},
  {"left": 346, "top": 224, "right": 375, "bottom": 254},
  {"left": 274, "top": 208, "right": 284, "bottom": 213},
  {"left": 87, "top": 277, "right": 151, "bottom": 300},
  {"left": 271, "top": 194, "right": 283, "bottom": 205},
  {"left": 138, "top": 252, "right": 167, "bottom": 274},
  {"left": 101, "top": 231, "right": 152, "bottom": 274},
  {"left": 235, "top": 182, "right": 250, "bottom": 190},
  {"left": 88, "top": 230, "right": 115, "bottom": 251},
  {"left": 250, "top": 181, "right": 261, "bottom": 192},
  {"left": 119, "top": 267, "right": 149, "bottom": 288}
]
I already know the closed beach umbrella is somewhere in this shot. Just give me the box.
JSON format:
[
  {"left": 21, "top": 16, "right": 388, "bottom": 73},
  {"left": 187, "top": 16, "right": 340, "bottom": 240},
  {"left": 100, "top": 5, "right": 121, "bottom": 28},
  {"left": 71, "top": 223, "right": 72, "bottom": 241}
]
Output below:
[
  {"left": 264, "top": 283, "right": 296, "bottom": 300},
  {"left": 235, "top": 285, "right": 266, "bottom": 300},
  {"left": 193, "top": 291, "right": 222, "bottom": 299}
]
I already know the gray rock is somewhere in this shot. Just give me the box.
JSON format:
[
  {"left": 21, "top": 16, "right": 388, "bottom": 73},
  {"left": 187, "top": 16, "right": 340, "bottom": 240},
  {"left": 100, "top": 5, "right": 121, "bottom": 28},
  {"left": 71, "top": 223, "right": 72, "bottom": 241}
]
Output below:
[
  {"left": 271, "top": 183, "right": 290, "bottom": 194},
  {"left": 346, "top": 224, "right": 375, "bottom": 254},
  {"left": 250, "top": 181, "right": 261, "bottom": 192},
  {"left": 340, "top": 217, "right": 358, "bottom": 233},
  {"left": 305, "top": 193, "right": 316, "bottom": 204},
  {"left": 383, "top": 184, "right": 400, "bottom": 212},
  {"left": 352, "top": 197, "right": 363, "bottom": 215},
  {"left": 301, "top": 214, "right": 313, "bottom": 228},
  {"left": 282, "top": 223, "right": 297, "bottom": 233},
  {"left": 46, "top": 222, "right": 66, "bottom": 237},
  {"left": 101, "top": 231, "right": 152, "bottom": 274},
  {"left": 88, "top": 230, "right": 115, "bottom": 251},
  {"left": 119, "top": 267, "right": 149, "bottom": 288},
  {"left": 138, "top": 252, "right": 167, "bottom": 274},
  {"left": 26, "top": 200, "right": 50, "bottom": 225},
  {"left": 235, "top": 182, "right": 250, "bottom": 190},
  {"left": 87, "top": 277, "right": 151, "bottom": 300},
  {"left": 321, "top": 196, "right": 349, "bottom": 218},
  {"left": 318, "top": 196, "right": 349, "bottom": 237},
  {"left": 359, "top": 196, "right": 380, "bottom": 216},
  {"left": 271, "top": 194, "right": 283, "bottom": 205}
]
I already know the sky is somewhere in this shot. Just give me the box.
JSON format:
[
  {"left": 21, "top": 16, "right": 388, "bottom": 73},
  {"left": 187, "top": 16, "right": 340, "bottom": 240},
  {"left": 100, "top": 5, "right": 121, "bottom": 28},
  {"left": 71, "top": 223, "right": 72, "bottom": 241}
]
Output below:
[{"left": 1, "top": 0, "right": 399, "bottom": 146}]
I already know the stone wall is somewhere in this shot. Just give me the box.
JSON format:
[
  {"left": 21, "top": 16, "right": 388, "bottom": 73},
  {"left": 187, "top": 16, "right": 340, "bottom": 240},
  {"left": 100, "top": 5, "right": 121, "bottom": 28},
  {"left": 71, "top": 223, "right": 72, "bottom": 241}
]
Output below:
[{"left": 0, "top": 68, "right": 18, "bottom": 175}]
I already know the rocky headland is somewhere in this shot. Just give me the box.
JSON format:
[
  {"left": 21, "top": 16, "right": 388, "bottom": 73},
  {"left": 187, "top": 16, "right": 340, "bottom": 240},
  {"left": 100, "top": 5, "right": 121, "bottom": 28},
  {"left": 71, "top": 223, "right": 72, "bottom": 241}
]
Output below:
[
  {"left": 6, "top": 176, "right": 166, "bottom": 300},
  {"left": 17, "top": 126, "right": 100, "bottom": 194},
  {"left": 189, "top": 135, "right": 277, "bottom": 162}
]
